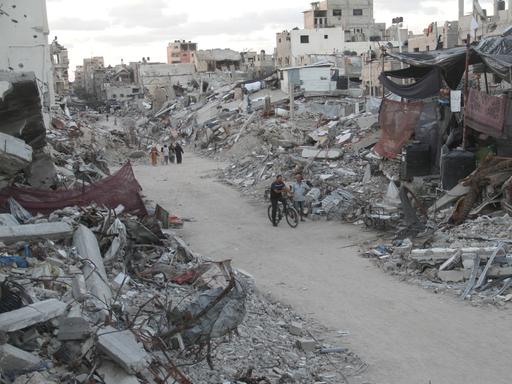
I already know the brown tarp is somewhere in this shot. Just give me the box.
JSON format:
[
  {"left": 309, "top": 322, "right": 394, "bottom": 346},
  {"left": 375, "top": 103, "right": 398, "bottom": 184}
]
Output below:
[
  {"left": 466, "top": 88, "right": 508, "bottom": 138},
  {"left": 374, "top": 99, "right": 424, "bottom": 159},
  {"left": 0, "top": 162, "right": 147, "bottom": 217}
]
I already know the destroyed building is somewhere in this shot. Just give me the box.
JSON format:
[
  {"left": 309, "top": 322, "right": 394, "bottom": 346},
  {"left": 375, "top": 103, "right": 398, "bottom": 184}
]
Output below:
[
  {"left": 50, "top": 38, "right": 70, "bottom": 98},
  {"left": 167, "top": 40, "right": 197, "bottom": 64},
  {"left": 194, "top": 49, "right": 242, "bottom": 72}
]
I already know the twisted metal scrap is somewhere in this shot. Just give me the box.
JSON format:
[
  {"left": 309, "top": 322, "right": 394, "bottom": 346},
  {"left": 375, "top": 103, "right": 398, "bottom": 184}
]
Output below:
[{"left": 450, "top": 156, "right": 512, "bottom": 225}]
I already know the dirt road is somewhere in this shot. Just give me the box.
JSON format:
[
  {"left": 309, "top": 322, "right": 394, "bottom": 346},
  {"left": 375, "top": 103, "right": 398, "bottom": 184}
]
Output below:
[{"left": 133, "top": 153, "right": 512, "bottom": 384}]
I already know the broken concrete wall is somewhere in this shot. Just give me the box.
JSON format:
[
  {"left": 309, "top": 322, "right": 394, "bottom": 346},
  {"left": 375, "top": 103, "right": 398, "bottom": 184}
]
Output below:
[
  {"left": 0, "top": 132, "right": 33, "bottom": 179},
  {"left": 0, "top": 71, "right": 47, "bottom": 149}
]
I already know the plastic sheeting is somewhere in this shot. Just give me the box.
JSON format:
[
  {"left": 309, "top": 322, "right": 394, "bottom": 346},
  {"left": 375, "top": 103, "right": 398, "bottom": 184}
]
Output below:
[
  {"left": 385, "top": 34, "right": 512, "bottom": 90},
  {"left": 374, "top": 99, "right": 424, "bottom": 158},
  {"left": 0, "top": 162, "right": 147, "bottom": 217},
  {"left": 379, "top": 67, "right": 443, "bottom": 99}
]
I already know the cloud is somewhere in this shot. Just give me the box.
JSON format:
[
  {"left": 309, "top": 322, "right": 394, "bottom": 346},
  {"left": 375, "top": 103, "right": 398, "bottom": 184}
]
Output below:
[
  {"left": 108, "top": 0, "right": 188, "bottom": 28},
  {"left": 50, "top": 17, "right": 110, "bottom": 31}
]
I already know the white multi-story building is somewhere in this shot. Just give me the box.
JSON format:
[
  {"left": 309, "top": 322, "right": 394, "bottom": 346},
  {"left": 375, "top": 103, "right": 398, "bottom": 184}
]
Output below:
[{"left": 303, "top": 0, "right": 385, "bottom": 42}]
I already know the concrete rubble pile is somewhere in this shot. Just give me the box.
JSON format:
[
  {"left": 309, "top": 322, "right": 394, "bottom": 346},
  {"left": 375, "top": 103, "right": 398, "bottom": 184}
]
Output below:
[
  {"left": 0, "top": 72, "right": 124, "bottom": 191},
  {"left": 0, "top": 201, "right": 363, "bottom": 384},
  {"left": 139, "top": 79, "right": 396, "bottom": 224},
  {"left": 362, "top": 156, "right": 512, "bottom": 305}
]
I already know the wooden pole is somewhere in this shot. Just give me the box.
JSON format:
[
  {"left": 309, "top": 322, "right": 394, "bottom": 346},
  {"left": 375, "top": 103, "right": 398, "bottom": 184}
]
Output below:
[{"left": 463, "top": 34, "right": 471, "bottom": 150}]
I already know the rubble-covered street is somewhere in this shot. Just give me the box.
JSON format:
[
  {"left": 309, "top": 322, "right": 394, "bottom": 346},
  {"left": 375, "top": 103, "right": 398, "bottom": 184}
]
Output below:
[
  {"left": 3, "top": 0, "right": 512, "bottom": 383},
  {"left": 132, "top": 155, "right": 512, "bottom": 384}
]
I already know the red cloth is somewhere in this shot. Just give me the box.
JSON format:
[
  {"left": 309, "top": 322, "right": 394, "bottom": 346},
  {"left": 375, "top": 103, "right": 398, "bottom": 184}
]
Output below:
[
  {"left": 0, "top": 162, "right": 147, "bottom": 217},
  {"left": 466, "top": 88, "right": 508, "bottom": 138},
  {"left": 374, "top": 99, "right": 424, "bottom": 159}
]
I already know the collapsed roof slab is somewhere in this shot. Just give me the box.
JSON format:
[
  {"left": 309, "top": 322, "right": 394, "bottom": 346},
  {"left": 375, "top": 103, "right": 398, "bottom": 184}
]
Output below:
[{"left": 0, "top": 71, "right": 47, "bottom": 149}]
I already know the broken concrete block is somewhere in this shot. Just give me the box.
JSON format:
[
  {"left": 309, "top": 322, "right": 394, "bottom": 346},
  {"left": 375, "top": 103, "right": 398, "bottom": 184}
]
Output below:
[
  {"left": 296, "top": 338, "right": 317, "bottom": 353},
  {"left": 488, "top": 266, "right": 512, "bottom": 278},
  {"left": 97, "top": 361, "right": 140, "bottom": 384},
  {"left": 0, "top": 222, "right": 73, "bottom": 244},
  {"left": 301, "top": 148, "right": 342, "bottom": 160},
  {"left": 288, "top": 321, "right": 303, "bottom": 336},
  {"left": 73, "top": 225, "right": 112, "bottom": 309},
  {"left": 13, "top": 372, "right": 57, "bottom": 384},
  {"left": 0, "top": 344, "right": 42, "bottom": 374},
  {"left": 0, "top": 299, "right": 67, "bottom": 332},
  {"left": 0, "top": 214, "right": 20, "bottom": 226},
  {"left": 410, "top": 247, "right": 498, "bottom": 263},
  {"left": 0, "top": 132, "right": 33, "bottom": 175},
  {"left": 72, "top": 274, "right": 88, "bottom": 302},
  {"left": 58, "top": 317, "right": 90, "bottom": 341},
  {"left": 437, "top": 270, "right": 465, "bottom": 283},
  {"left": 26, "top": 152, "right": 58, "bottom": 188},
  {"left": 97, "top": 326, "right": 151, "bottom": 374}
]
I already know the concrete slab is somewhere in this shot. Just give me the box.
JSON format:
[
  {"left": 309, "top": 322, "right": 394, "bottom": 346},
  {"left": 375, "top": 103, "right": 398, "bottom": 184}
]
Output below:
[
  {"left": 97, "top": 326, "right": 151, "bottom": 374},
  {"left": 0, "top": 299, "right": 67, "bottom": 332},
  {"left": 0, "top": 213, "right": 20, "bottom": 226},
  {"left": 301, "top": 148, "right": 342, "bottom": 160},
  {"left": 438, "top": 270, "right": 465, "bottom": 282},
  {"left": 97, "top": 361, "right": 140, "bottom": 384},
  {"left": 0, "top": 222, "right": 73, "bottom": 244},
  {"left": 0, "top": 344, "right": 42, "bottom": 373},
  {"left": 58, "top": 317, "right": 91, "bottom": 341},
  {"left": 73, "top": 225, "right": 112, "bottom": 309}
]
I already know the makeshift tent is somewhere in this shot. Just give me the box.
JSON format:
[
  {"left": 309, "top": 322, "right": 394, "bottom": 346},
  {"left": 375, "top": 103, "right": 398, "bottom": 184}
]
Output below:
[
  {"left": 382, "top": 34, "right": 512, "bottom": 99},
  {"left": 0, "top": 162, "right": 147, "bottom": 217},
  {"left": 379, "top": 67, "right": 443, "bottom": 100}
]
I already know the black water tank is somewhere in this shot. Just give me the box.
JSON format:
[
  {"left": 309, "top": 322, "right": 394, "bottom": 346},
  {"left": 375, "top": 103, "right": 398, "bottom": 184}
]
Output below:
[
  {"left": 403, "top": 142, "right": 431, "bottom": 179},
  {"left": 441, "top": 150, "right": 476, "bottom": 190}
]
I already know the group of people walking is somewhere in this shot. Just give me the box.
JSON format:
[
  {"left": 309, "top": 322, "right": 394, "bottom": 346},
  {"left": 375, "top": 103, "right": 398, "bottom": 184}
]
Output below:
[{"left": 150, "top": 142, "right": 184, "bottom": 166}]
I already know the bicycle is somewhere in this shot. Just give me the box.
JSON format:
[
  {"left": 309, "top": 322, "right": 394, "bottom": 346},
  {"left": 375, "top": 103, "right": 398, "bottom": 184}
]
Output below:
[{"left": 267, "top": 195, "right": 299, "bottom": 228}]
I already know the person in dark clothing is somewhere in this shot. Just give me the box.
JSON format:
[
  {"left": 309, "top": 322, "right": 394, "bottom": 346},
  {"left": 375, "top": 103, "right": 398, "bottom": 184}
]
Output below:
[
  {"left": 175, "top": 142, "right": 184, "bottom": 164},
  {"left": 270, "top": 175, "right": 289, "bottom": 227}
]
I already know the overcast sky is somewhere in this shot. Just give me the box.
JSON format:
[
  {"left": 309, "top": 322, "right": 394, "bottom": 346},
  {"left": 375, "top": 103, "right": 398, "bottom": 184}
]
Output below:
[{"left": 46, "top": 0, "right": 496, "bottom": 76}]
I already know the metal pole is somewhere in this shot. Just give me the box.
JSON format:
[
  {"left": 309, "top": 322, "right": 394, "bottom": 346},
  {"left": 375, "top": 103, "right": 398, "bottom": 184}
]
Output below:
[
  {"left": 381, "top": 48, "right": 386, "bottom": 98},
  {"left": 484, "top": 71, "right": 489, "bottom": 94},
  {"left": 463, "top": 33, "right": 471, "bottom": 150}
]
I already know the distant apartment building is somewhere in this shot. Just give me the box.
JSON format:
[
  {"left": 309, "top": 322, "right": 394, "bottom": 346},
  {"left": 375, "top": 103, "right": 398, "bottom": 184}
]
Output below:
[
  {"left": 167, "top": 40, "right": 197, "bottom": 64},
  {"left": 290, "top": 27, "right": 345, "bottom": 66},
  {"left": 74, "top": 66, "right": 85, "bottom": 90},
  {"left": 303, "top": 0, "right": 385, "bottom": 42},
  {"left": 82, "top": 57, "right": 105, "bottom": 96},
  {"left": 276, "top": 0, "right": 388, "bottom": 68}
]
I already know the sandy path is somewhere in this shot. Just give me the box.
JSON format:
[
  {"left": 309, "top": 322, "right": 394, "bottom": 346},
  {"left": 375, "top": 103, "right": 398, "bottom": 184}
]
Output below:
[{"left": 133, "top": 152, "right": 512, "bottom": 384}]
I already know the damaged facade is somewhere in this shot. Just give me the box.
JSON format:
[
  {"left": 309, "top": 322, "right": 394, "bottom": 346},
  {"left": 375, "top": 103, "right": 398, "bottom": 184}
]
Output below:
[{"left": 50, "top": 38, "right": 70, "bottom": 98}]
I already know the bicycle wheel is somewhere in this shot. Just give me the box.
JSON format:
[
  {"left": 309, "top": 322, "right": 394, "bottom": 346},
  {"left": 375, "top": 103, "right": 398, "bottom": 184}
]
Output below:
[
  {"left": 285, "top": 207, "right": 299, "bottom": 228},
  {"left": 267, "top": 205, "right": 273, "bottom": 223}
]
